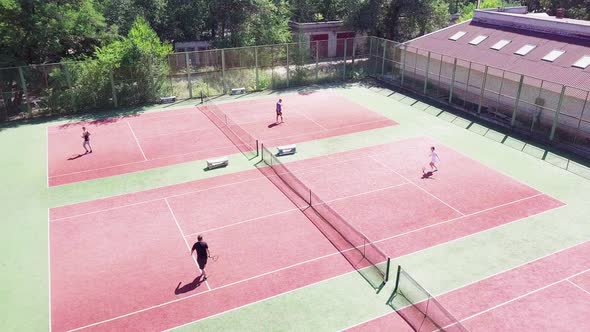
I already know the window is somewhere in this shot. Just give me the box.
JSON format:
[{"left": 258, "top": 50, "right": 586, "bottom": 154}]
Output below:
[
  {"left": 515, "top": 44, "right": 536, "bottom": 56},
  {"left": 491, "top": 39, "right": 511, "bottom": 50},
  {"left": 573, "top": 56, "right": 590, "bottom": 69},
  {"left": 177, "top": 47, "right": 185, "bottom": 52},
  {"left": 542, "top": 50, "right": 565, "bottom": 62},
  {"left": 449, "top": 31, "right": 466, "bottom": 41},
  {"left": 469, "top": 35, "right": 488, "bottom": 45}
]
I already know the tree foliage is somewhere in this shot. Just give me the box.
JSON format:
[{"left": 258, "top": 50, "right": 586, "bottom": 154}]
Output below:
[{"left": 0, "top": 0, "right": 111, "bottom": 66}]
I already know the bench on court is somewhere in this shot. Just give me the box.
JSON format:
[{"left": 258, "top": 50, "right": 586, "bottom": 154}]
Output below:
[
  {"left": 159, "top": 96, "right": 176, "bottom": 103},
  {"left": 206, "top": 156, "right": 229, "bottom": 170},
  {"left": 277, "top": 144, "right": 296, "bottom": 156},
  {"left": 231, "top": 87, "right": 246, "bottom": 95}
]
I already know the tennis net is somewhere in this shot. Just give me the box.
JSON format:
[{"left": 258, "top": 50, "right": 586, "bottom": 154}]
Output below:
[
  {"left": 260, "top": 144, "right": 391, "bottom": 289},
  {"left": 199, "top": 93, "right": 258, "bottom": 158},
  {"left": 388, "top": 266, "right": 469, "bottom": 332}
]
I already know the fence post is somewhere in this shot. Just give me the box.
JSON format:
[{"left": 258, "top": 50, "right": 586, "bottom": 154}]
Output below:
[
  {"left": 286, "top": 44, "right": 290, "bottom": 87},
  {"left": 400, "top": 46, "right": 407, "bottom": 87},
  {"left": 478, "top": 65, "right": 489, "bottom": 114},
  {"left": 511, "top": 74, "right": 525, "bottom": 126},
  {"left": 449, "top": 58, "right": 458, "bottom": 103},
  {"left": 64, "top": 63, "right": 76, "bottom": 111},
  {"left": 271, "top": 46, "right": 275, "bottom": 89},
  {"left": 549, "top": 85, "right": 566, "bottom": 141},
  {"left": 255, "top": 46, "right": 259, "bottom": 90},
  {"left": 576, "top": 91, "right": 589, "bottom": 136},
  {"left": 315, "top": 41, "right": 319, "bottom": 82},
  {"left": 464, "top": 62, "right": 472, "bottom": 108},
  {"left": 423, "top": 51, "right": 431, "bottom": 94},
  {"left": 369, "top": 37, "right": 374, "bottom": 75},
  {"left": 221, "top": 49, "right": 226, "bottom": 94},
  {"left": 17, "top": 67, "right": 31, "bottom": 113},
  {"left": 381, "top": 40, "right": 386, "bottom": 77},
  {"left": 109, "top": 68, "right": 118, "bottom": 108},
  {"left": 343, "top": 39, "right": 347, "bottom": 80},
  {"left": 185, "top": 52, "right": 193, "bottom": 99}
]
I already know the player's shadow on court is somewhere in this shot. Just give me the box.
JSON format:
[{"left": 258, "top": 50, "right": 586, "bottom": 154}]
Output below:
[
  {"left": 67, "top": 153, "right": 88, "bottom": 160},
  {"left": 268, "top": 122, "right": 279, "bottom": 128},
  {"left": 174, "top": 277, "right": 204, "bottom": 295},
  {"left": 421, "top": 171, "right": 435, "bottom": 179}
]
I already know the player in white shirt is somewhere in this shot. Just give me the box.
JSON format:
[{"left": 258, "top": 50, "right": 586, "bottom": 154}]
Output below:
[{"left": 429, "top": 146, "right": 440, "bottom": 172}]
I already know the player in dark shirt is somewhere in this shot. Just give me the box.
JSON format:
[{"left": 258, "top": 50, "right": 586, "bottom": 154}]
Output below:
[
  {"left": 275, "top": 99, "right": 283, "bottom": 124},
  {"left": 81, "top": 126, "right": 92, "bottom": 153},
  {"left": 191, "top": 235, "right": 210, "bottom": 280}
]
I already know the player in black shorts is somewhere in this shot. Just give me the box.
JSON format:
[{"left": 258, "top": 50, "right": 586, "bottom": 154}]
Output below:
[
  {"left": 275, "top": 99, "right": 283, "bottom": 124},
  {"left": 191, "top": 235, "right": 210, "bottom": 280},
  {"left": 81, "top": 127, "right": 92, "bottom": 153}
]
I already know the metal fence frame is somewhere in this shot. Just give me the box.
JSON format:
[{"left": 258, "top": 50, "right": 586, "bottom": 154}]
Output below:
[
  {"left": 1, "top": 35, "right": 589, "bottom": 157},
  {"left": 368, "top": 36, "right": 590, "bottom": 155}
]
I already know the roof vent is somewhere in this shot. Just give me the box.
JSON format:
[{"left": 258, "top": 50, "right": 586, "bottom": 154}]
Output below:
[{"left": 556, "top": 8, "right": 565, "bottom": 19}]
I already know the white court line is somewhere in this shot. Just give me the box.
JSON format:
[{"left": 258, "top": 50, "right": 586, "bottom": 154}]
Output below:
[
  {"left": 373, "top": 193, "right": 544, "bottom": 247},
  {"left": 296, "top": 111, "right": 330, "bottom": 131},
  {"left": 342, "top": 237, "right": 588, "bottom": 332},
  {"left": 567, "top": 279, "right": 590, "bottom": 297},
  {"left": 369, "top": 155, "right": 465, "bottom": 216},
  {"left": 48, "top": 144, "right": 235, "bottom": 180},
  {"left": 64, "top": 193, "right": 566, "bottom": 332},
  {"left": 126, "top": 121, "right": 147, "bottom": 161},
  {"left": 67, "top": 241, "right": 353, "bottom": 332},
  {"left": 49, "top": 114, "right": 389, "bottom": 182},
  {"left": 50, "top": 176, "right": 275, "bottom": 222},
  {"left": 459, "top": 267, "right": 590, "bottom": 325},
  {"left": 183, "top": 182, "right": 411, "bottom": 238},
  {"left": 50, "top": 154, "right": 393, "bottom": 221},
  {"left": 164, "top": 198, "right": 211, "bottom": 291}
]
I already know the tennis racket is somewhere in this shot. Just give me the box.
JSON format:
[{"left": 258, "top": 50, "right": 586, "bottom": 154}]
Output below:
[{"left": 209, "top": 255, "right": 219, "bottom": 262}]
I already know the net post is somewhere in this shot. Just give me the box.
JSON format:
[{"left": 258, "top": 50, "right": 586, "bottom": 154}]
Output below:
[
  {"left": 386, "top": 265, "right": 402, "bottom": 305},
  {"left": 309, "top": 189, "right": 312, "bottom": 207},
  {"left": 393, "top": 265, "right": 401, "bottom": 295},
  {"left": 261, "top": 143, "right": 264, "bottom": 160},
  {"left": 256, "top": 140, "right": 259, "bottom": 157},
  {"left": 200, "top": 91, "right": 203, "bottom": 104},
  {"left": 385, "top": 257, "right": 391, "bottom": 283}
]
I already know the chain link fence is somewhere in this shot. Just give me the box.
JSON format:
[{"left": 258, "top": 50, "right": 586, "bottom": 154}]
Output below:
[
  {"left": 369, "top": 36, "right": 590, "bottom": 156},
  {"left": 2, "top": 35, "right": 588, "bottom": 157},
  {"left": 0, "top": 37, "right": 371, "bottom": 122}
]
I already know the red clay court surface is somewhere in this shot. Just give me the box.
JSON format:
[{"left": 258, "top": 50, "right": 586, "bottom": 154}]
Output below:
[
  {"left": 348, "top": 240, "right": 590, "bottom": 332},
  {"left": 49, "top": 137, "right": 563, "bottom": 331},
  {"left": 46, "top": 91, "right": 396, "bottom": 186}
]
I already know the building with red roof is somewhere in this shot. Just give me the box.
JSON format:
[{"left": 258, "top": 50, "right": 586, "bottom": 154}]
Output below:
[{"left": 383, "top": 7, "right": 590, "bottom": 153}]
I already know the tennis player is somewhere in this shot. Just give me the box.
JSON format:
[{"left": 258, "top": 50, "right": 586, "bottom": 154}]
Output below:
[
  {"left": 81, "top": 127, "right": 92, "bottom": 153},
  {"left": 429, "top": 146, "right": 440, "bottom": 172},
  {"left": 275, "top": 99, "right": 283, "bottom": 124},
  {"left": 191, "top": 235, "right": 210, "bottom": 281}
]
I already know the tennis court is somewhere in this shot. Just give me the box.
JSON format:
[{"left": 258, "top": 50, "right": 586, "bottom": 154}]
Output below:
[
  {"left": 49, "top": 134, "right": 562, "bottom": 331},
  {"left": 46, "top": 91, "right": 396, "bottom": 186},
  {"left": 4, "top": 83, "right": 590, "bottom": 332}
]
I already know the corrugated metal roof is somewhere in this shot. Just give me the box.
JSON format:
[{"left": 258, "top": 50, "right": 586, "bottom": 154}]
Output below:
[{"left": 406, "top": 21, "right": 590, "bottom": 90}]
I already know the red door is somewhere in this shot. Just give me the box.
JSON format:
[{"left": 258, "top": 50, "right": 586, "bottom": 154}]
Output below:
[
  {"left": 336, "top": 32, "right": 355, "bottom": 57},
  {"left": 310, "top": 34, "right": 329, "bottom": 59}
]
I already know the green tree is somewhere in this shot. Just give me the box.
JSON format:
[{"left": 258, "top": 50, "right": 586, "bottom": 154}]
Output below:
[
  {"left": 458, "top": 0, "right": 521, "bottom": 22},
  {"left": 346, "top": 0, "right": 450, "bottom": 41},
  {"left": 0, "top": 0, "right": 111, "bottom": 66},
  {"left": 240, "top": 0, "right": 293, "bottom": 46}
]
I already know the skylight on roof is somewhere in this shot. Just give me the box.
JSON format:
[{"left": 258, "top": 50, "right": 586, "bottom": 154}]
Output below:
[
  {"left": 449, "top": 31, "right": 466, "bottom": 41},
  {"left": 469, "top": 35, "right": 488, "bottom": 45},
  {"left": 491, "top": 39, "right": 511, "bottom": 50},
  {"left": 515, "top": 44, "right": 536, "bottom": 56},
  {"left": 542, "top": 50, "right": 565, "bottom": 62},
  {"left": 573, "top": 56, "right": 590, "bottom": 69}
]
